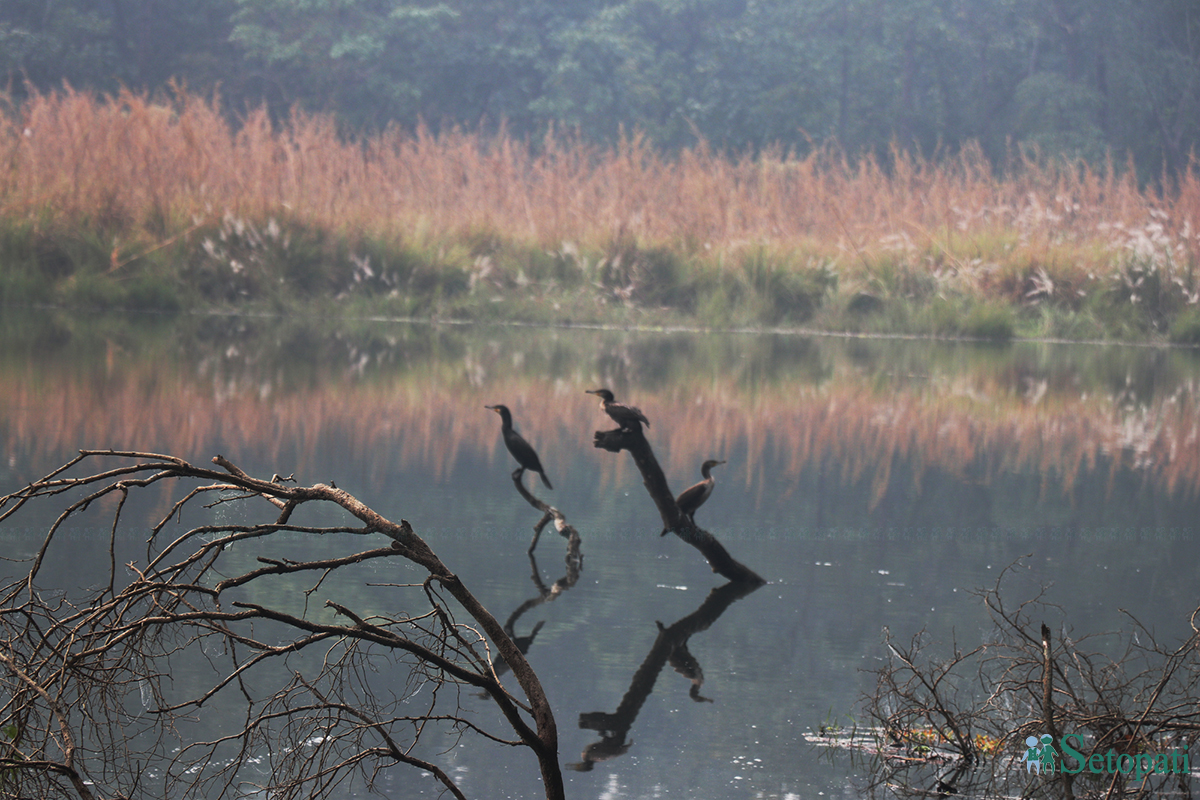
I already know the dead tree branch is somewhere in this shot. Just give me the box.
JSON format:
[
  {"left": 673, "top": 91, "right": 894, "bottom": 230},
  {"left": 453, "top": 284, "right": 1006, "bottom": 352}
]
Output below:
[
  {"left": 0, "top": 450, "right": 564, "bottom": 800},
  {"left": 592, "top": 427, "right": 763, "bottom": 585},
  {"left": 856, "top": 559, "right": 1200, "bottom": 799}
]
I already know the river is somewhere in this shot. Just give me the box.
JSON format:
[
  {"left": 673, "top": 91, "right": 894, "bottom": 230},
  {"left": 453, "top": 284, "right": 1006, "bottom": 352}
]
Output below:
[{"left": 2, "top": 310, "right": 1198, "bottom": 798}]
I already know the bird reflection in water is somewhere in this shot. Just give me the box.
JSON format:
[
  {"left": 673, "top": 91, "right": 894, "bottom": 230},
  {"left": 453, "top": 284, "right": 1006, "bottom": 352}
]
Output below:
[
  {"left": 568, "top": 734, "right": 633, "bottom": 772},
  {"left": 489, "top": 620, "right": 545, "bottom": 680},
  {"left": 567, "top": 582, "right": 760, "bottom": 772},
  {"left": 662, "top": 619, "right": 714, "bottom": 704}
]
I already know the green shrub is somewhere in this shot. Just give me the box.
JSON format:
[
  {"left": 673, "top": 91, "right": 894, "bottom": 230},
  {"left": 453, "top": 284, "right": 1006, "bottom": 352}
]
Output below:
[
  {"left": 736, "top": 246, "right": 837, "bottom": 324},
  {"left": 0, "top": 269, "right": 53, "bottom": 305},
  {"left": 928, "top": 298, "right": 963, "bottom": 335},
  {"left": 1168, "top": 308, "right": 1200, "bottom": 346},
  {"left": 122, "top": 275, "right": 183, "bottom": 312},
  {"left": 61, "top": 272, "right": 124, "bottom": 309},
  {"left": 863, "top": 255, "right": 938, "bottom": 302},
  {"left": 597, "top": 237, "right": 695, "bottom": 311},
  {"left": 962, "top": 303, "right": 1015, "bottom": 342},
  {"left": 1107, "top": 255, "right": 1194, "bottom": 332},
  {"left": 1024, "top": 305, "right": 1106, "bottom": 341},
  {"left": 768, "top": 265, "right": 837, "bottom": 324}
]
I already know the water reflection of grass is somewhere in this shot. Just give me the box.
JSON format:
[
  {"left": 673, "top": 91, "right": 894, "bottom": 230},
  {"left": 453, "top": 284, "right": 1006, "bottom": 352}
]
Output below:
[{"left": 4, "top": 316, "right": 1199, "bottom": 518}]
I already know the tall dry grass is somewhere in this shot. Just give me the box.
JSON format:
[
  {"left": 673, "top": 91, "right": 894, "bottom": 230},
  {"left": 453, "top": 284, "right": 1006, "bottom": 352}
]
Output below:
[{"left": 3, "top": 86, "right": 1198, "bottom": 281}]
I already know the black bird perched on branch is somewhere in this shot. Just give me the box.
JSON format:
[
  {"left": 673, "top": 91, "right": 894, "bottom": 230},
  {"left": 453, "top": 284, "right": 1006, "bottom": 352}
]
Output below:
[
  {"left": 663, "top": 459, "right": 725, "bottom": 535},
  {"left": 585, "top": 388, "right": 650, "bottom": 431},
  {"left": 486, "top": 404, "right": 553, "bottom": 489}
]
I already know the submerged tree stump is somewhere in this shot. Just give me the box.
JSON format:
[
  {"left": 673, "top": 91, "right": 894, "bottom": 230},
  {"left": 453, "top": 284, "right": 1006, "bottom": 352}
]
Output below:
[{"left": 593, "top": 428, "right": 764, "bottom": 585}]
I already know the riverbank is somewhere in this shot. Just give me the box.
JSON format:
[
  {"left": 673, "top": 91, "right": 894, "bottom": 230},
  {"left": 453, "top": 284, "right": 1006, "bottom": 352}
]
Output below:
[{"left": 3, "top": 88, "right": 1200, "bottom": 344}]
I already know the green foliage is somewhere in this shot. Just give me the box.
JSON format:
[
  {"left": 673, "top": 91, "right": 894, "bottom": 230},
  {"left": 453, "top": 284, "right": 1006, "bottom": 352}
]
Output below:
[
  {"left": 1104, "top": 249, "right": 1197, "bottom": 333},
  {"left": 4, "top": 0, "right": 1199, "bottom": 176},
  {"left": 0, "top": 221, "right": 183, "bottom": 311},
  {"left": 961, "top": 303, "right": 1015, "bottom": 342},
  {"left": 862, "top": 255, "right": 939, "bottom": 303},
  {"left": 183, "top": 214, "right": 476, "bottom": 307},
  {"left": 3, "top": 212, "right": 1199, "bottom": 344},
  {"left": 835, "top": 293, "right": 1014, "bottom": 342},
  {"left": 760, "top": 264, "right": 838, "bottom": 325},
  {"left": 594, "top": 237, "right": 697, "bottom": 311},
  {"left": 1021, "top": 305, "right": 1108, "bottom": 342},
  {"left": 229, "top": 0, "right": 456, "bottom": 128},
  {"left": 2, "top": 0, "right": 238, "bottom": 99},
  {"left": 0, "top": 224, "right": 54, "bottom": 304},
  {"left": 1013, "top": 73, "right": 1106, "bottom": 164},
  {"left": 1169, "top": 309, "right": 1200, "bottom": 346}
]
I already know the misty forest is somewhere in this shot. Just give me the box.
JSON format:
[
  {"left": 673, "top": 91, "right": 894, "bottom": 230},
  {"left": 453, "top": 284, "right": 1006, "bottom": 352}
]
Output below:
[
  {"left": 5, "top": 0, "right": 1200, "bottom": 173},
  {"left": 2, "top": 1, "right": 1200, "bottom": 172}
]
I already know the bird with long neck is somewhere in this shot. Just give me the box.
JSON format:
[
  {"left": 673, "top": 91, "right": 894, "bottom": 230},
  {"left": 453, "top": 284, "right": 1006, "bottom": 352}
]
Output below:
[
  {"left": 486, "top": 404, "right": 553, "bottom": 489},
  {"left": 662, "top": 459, "right": 725, "bottom": 535},
  {"left": 585, "top": 388, "right": 650, "bottom": 431}
]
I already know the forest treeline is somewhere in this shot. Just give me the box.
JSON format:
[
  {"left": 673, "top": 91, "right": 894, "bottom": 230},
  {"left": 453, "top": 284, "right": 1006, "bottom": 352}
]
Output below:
[{"left": 2, "top": 0, "right": 1199, "bottom": 175}]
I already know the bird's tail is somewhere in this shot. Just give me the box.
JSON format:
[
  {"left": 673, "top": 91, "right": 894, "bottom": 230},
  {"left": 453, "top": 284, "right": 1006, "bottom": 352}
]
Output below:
[{"left": 540, "top": 472, "right": 553, "bottom": 490}]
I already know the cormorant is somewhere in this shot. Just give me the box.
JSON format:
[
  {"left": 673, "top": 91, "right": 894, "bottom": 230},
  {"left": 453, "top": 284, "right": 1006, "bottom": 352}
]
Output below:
[
  {"left": 585, "top": 388, "right": 650, "bottom": 431},
  {"left": 663, "top": 459, "right": 725, "bottom": 535},
  {"left": 486, "top": 404, "right": 553, "bottom": 489}
]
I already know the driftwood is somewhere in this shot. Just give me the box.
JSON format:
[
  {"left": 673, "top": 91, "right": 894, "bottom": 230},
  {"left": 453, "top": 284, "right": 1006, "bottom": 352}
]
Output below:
[{"left": 592, "top": 428, "right": 764, "bottom": 585}]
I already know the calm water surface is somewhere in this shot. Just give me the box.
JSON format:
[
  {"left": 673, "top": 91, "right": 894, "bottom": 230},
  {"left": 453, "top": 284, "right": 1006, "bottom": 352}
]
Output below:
[{"left": 2, "top": 311, "right": 1199, "bottom": 798}]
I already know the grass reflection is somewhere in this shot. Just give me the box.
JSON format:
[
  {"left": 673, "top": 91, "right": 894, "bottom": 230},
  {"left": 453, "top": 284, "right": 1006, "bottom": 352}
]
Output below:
[{"left": 3, "top": 312, "right": 1199, "bottom": 518}]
